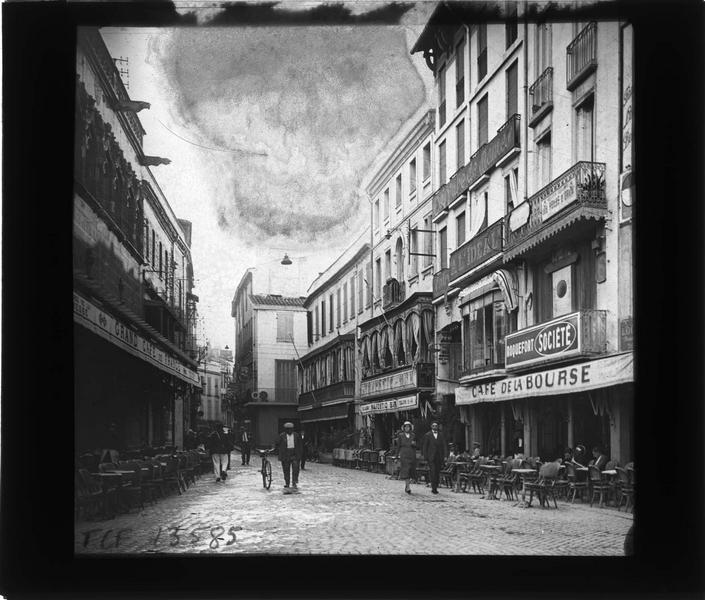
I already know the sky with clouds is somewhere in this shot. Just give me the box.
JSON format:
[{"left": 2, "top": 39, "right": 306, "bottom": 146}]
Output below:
[{"left": 101, "top": 1, "right": 436, "bottom": 349}]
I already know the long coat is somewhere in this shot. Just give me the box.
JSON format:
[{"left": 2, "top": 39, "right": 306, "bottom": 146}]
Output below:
[
  {"left": 277, "top": 431, "right": 303, "bottom": 461},
  {"left": 421, "top": 431, "right": 448, "bottom": 467},
  {"left": 397, "top": 432, "right": 417, "bottom": 479}
]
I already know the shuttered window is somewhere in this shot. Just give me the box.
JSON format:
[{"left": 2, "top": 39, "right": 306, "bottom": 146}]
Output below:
[{"left": 276, "top": 312, "right": 294, "bottom": 342}]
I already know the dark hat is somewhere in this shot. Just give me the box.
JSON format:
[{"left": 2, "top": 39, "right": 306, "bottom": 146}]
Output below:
[{"left": 473, "top": 442, "right": 481, "bottom": 447}]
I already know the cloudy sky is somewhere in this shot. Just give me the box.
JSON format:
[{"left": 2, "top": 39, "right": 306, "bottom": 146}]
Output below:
[{"left": 101, "top": 1, "right": 436, "bottom": 348}]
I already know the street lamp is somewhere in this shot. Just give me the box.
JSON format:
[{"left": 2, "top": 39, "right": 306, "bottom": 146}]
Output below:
[{"left": 281, "top": 253, "right": 293, "bottom": 265}]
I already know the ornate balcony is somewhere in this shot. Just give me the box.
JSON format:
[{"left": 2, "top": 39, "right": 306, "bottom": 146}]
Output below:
[
  {"left": 529, "top": 67, "right": 553, "bottom": 127},
  {"left": 382, "top": 278, "right": 405, "bottom": 310},
  {"left": 432, "top": 268, "right": 451, "bottom": 300},
  {"left": 449, "top": 219, "right": 503, "bottom": 284},
  {"left": 567, "top": 22, "right": 597, "bottom": 90},
  {"left": 504, "top": 161, "right": 607, "bottom": 259},
  {"left": 298, "top": 380, "right": 355, "bottom": 408},
  {"left": 432, "top": 114, "right": 521, "bottom": 220}
]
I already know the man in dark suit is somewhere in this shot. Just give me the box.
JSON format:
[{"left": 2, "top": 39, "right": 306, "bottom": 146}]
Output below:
[
  {"left": 277, "top": 422, "right": 303, "bottom": 492},
  {"left": 239, "top": 426, "right": 252, "bottom": 466},
  {"left": 421, "top": 421, "right": 448, "bottom": 494}
]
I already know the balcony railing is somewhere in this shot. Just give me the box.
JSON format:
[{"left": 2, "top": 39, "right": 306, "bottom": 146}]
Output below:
[
  {"left": 567, "top": 22, "right": 597, "bottom": 90},
  {"left": 432, "top": 114, "right": 521, "bottom": 219},
  {"left": 432, "top": 268, "right": 451, "bottom": 300},
  {"left": 298, "top": 380, "right": 355, "bottom": 407},
  {"left": 505, "top": 161, "right": 606, "bottom": 251},
  {"left": 449, "top": 218, "right": 503, "bottom": 283},
  {"left": 382, "top": 278, "right": 405, "bottom": 309},
  {"left": 529, "top": 67, "right": 553, "bottom": 126}
]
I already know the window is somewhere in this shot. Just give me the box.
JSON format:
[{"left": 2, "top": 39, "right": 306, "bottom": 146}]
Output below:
[
  {"left": 462, "top": 290, "right": 516, "bottom": 373},
  {"left": 423, "top": 214, "right": 433, "bottom": 268},
  {"left": 423, "top": 143, "right": 431, "bottom": 182},
  {"left": 506, "top": 61, "right": 518, "bottom": 118},
  {"left": 478, "top": 94, "right": 489, "bottom": 146},
  {"left": 375, "top": 258, "right": 382, "bottom": 299},
  {"left": 383, "top": 188, "right": 390, "bottom": 220},
  {"left": 395, "top": 174, "right": 402, "bottom": 208},
  {"left": 469, "top": 190, "right": 489, "bottom": 238},
  {"left": 536, "top": 23, "right": 551, "bottom": 77},
  {"left": 158, "top": 242, "right": 163, "bottom": 278},
  {"left": 504, "top": 167, "right": 519, "bottom": 213},
  {"left": 506, "top": 4, "right": 518, "bottom": 48},
  {"left": 337, "top": 288, "right": 342, "bottom": 327},
  {"left": 439, "top": 227, "right": 448, "bottom": 269},
  {"left": 456, "top": 120, "right": 465, "bottom": 169},
  {"left": 276, "top": 311, "right": 294, "bottom": 342},
  {"left": 374, "top": 199, "right": 379, "bottom": 230},
  {"left": 307, "top": 310, "right": 313, "bottom": 345},
  {"left": 409, "top": 158, "right": 417, "bottom": 195},
  {"left": 366, "top": 262, "right": 372, "bottom": 307},
  {"left": 439, "top": 140, "right": 447, "bottom": 185},
  {"left": 456, "top": 211, "right": 466, "bottom": 247},
  {"left": 349, "top": 277, "right": 355, "bottom": 316},
  {"left": 410, "top": 224, "right": 418, "bottom": 275},
  {"left": 438, "top": 64, "right": 446, "bottom": 127},
  {"left": 358, "top": 269, "right": 364, "bottom": 311},
  {"left": 477, "top": 24, "right": 487, "bottom": 81},
  {"left": 575, "top": 95, "right": 595, "bottom": 163},
  {"left": 384, "top": 249, "right": 391, "bottom": 282},
  {"left": 456, "top": 37, "right": 465, "bottom": 107},
  {"left": 329, "top": 294, "right": 334, "bottom": 331},
  {"left": 315, "top": 304, "right": 320, "bottom": 339},
  {"left": 395, "top": 238, "right": 404, "bottom": 281},
  {"left": 321, "top": 299, "right": 326, "bottom": 336},
  {"left": 151, "top": 230, "right": 156, "bottom": 268},
  {"left": 275, "top": 359, "right": 297, "bottom": 403},
  {"left": 537, "top": 132, "right": 552, "bottom": 188},
  {"left": 144, "top": 224, "right": 150, "bottom": 261}
]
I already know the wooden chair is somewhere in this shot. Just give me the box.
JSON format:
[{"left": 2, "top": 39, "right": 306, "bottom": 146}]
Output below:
[
  {"left": 615, "top": 466, "right": 635, "bottom": 513},
  {"left": 525, "top": 461, "right": 561, "bottom": 508},
  {"left": 440, "top": 462, "right": 456, "bottom": 489},
  {"left": 76, "top": 469, "right": 113, "bottom": 521},
  {"left": 588, "top": 465, "right": 612, "bottom": 508},
  {"left": 415, "top": 460, "right": 430, "bottom": 485},
  {"left": 565, "top": 462, "right": 588, "bottom": 503}
]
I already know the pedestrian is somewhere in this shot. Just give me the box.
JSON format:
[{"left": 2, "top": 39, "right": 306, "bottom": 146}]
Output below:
[
  {"left": 300, "top": 431, "right": 307, "bottom": 470},
  {"left": 207, "top": 423, "right": 230, "bottom": 483},
  {"left": 421, "top": 421, "right": 448, "bottom": 495},
  {"left": 100, "top": 422, "right": 124, "bottom": 464},
  {"left": 277, "top": 422, "right": 303, "bottom": 492},
  {"left": 396, "top": 421, "right": 417, "bottom": 494},
  {"left": 239, "top": 426, "right": 251, "bottom": 465},
  {"left": 223, "top": 427, "right": 234, "bottom": 471}
]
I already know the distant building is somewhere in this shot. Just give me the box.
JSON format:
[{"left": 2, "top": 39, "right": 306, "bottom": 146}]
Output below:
[
  {"left": 73, "top": 27, "right": 200, "bottom": 454},
  {"left": 232, "top": 270, "right": 308, "bottom": 445},
  {"left": 196, "top": 346, "right": 233, "bottom": 431}
]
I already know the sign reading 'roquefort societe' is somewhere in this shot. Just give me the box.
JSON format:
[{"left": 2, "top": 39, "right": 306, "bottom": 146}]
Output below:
[{"left": 505, "top": 312, "right": 582, "bottom": 370}]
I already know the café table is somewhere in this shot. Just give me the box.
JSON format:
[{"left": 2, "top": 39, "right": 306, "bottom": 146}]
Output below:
[
  {"left": 477, "top": 464, "right": 503, "bottom": 499},
  {"left": 511, "top": 469, "right": 538, "bottom": 504},
  {"left": 449, "top": 462, "right": 471, "bottom": 492}
]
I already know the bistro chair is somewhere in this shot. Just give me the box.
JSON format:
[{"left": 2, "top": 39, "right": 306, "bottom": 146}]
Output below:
[
  {"left": 615, "top": 466, "right": 635, "bottom": 513},
  {"left": 588, "top": 465, "right": 612, "bottom": 508},
  {"left": 525, "top": 461, "right": 561, "bottom": 509},
  {"left": 497, "top": 458, "right": 524, "bottom": 501},
  {"left": 76, "top": 469, "right": 114, "bottom": 521},
  {"left": 440, "top": 461, "right": 456, "bottom": 489},
  {"left": 465, "top": 457, "right": 489, "bottom": 494},
  {"left": 564, "top": 462, "right": 588, "bottom": 503},
  {"left": 415, "top": 460, "right": 430, "bottom": 485}
]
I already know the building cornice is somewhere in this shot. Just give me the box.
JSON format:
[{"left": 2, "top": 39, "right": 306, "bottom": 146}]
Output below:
[{"left": 304, "top": 244, "right": 370, "bottom": 306}]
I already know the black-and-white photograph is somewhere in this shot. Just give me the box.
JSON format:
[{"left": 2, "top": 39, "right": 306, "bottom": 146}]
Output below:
[{"left": 70, "top": 0, "right": 638, "bottom": 556}]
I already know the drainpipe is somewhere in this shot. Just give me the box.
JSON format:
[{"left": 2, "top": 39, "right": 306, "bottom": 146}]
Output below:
[{"left": 523, "top": 2, "right": 529, "bottom": 206}]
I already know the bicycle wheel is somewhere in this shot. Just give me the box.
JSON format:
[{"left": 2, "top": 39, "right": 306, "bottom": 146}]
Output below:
[{"left": 262, "top": 460, "right": 272, "bottom": 490}]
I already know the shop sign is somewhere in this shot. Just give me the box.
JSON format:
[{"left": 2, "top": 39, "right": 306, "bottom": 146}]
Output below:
[
  {"left": 73, "top": 291, "right": 200, "bottom": 385},
  {"left": 360, "top": 363, "right": 435, "bottom": 399},
  {"left": 359, "top": 394, "right": 418, "bottom": 415},
  {"left": 455, "top": 351, "right": 633, "bottom": 405},
  {"left": 619, "top": 317, "right": 634, "bottom": 351},
  {"left": 449, "top": 219, "right": 503, "bottom": 281},
  {"left": 539, "top": 177, "right": 578, "bottom": 222},
  {"left": 505, "top": 312, "right": 584, "bottom": 369}
]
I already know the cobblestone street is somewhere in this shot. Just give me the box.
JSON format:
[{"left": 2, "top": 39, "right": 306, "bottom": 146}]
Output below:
[{"left": 75, "top": 456, "right": 633, "bottom": 555}]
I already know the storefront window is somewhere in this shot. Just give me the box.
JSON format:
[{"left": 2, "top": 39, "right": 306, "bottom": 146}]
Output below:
[{"left": 462, "top": 289, "right": 516, "bottom": 374}]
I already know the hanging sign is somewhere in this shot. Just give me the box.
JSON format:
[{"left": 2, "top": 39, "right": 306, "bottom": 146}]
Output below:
[{"left": 359, "top": 394, "right": 418, "bottom": 415}]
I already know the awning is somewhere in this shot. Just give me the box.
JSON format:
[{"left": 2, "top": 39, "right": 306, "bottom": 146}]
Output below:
[
  {"left": 300, "top": 402, "right": 349, "bottom": 424},
  {"left": 455, "top": 352, "right": 633, "bottom": 405},
  {"left": 359, "top": 394, "right": 418, "bottom": 415}
]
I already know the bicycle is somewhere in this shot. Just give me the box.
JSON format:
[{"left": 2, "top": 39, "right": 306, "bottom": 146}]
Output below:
[{"left": 256, "top": 448, "right": 275, "bottom": 490}]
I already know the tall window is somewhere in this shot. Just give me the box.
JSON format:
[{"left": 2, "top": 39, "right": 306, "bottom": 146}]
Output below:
[
  {"left": 276, "top": 311, "right": 294, "bottom": 342},
  {"left": 506, "top": 4, "right": 518, "bottom": 48},
  {"left": 383, "top": 188, "right": 390, "bottom": 220},
  {"left": 423, "top": 214, "right": 433, "bottom": 268},
  {"left": 275, "top": 359, "right": 297, "bottom": 402},
  {"left": 575, "top": 96, "right": 595, "bottom": 163},
  {"left": 423, "top": 143, "right": 431, "bottom": 182},
  {"left": 537, "top": 132, "right": 552, "bottom": 188},
  {"left": 439, "top": 140, "right": 447, "bottom": 185},
  {"left": 349, "top": 277, "right": 355, "bottom": 316},
  {"left": 438, "top": 64, "right": 446, "bottom": 127},
  {"left": 456, "top": 211, "right": 466, "bottom": 247},
  {"left": 456, "top": 120, "right": 465, "bottom": 169},
  {"left": 384, "top": 249, "right": 391, "bottom": 282},
  {"left": 456, "top": 37, "right": 465, "bottom": 107},
  {"left": 336, "top": 288, "right": 342, "bottom": 327},
  {"left": 158, "top": 242, "right": 163, "bottom": 277},
  {"left": 321, "top": 299, "right": 326, "bottom": 336},
  {"left": 409, "top": 158, "right": 417, "bottom": 195},
  {"left": 410, "top": 224, "right": 418, "bottom": 275},
  {"left": 358, "top": 269, "right": 364, "bottom": 310},
  {"left": 374, "top": 199, "right": 380, "bottom": 231},
  {"left": 375, "top": 258, "right": 382, "bottom": 299},
  {"left": 477, "top": 24, "right": 487, "bottom": 81},
  {"left": 506, "top": 61, "right": 518, "bottom": 118},
  {"left": 463, "top": 291, "right": 516, "bottom": 373},
  {"left": 151, "top": 230, "right": 156, "bottom": 268},
  {"left": 315, "top": 304, "right": 320, "bottom": 339},
  {"left": 395, "top": 174, "right": 402, "bottom": 208},
  {"left": 366, "top": 262, "right": 372, "bottom": 307},
  {"left": 504, "top": 167, "right": 519, "bottom": 213},
  {"left": 329, "top": 294, "right": 334, "bottom": 331},
  {"left": 536, "top": 23, "right": 551, "bottom": 77},
  {"left": 144, "top": 224, "right": 150, "bottom": 261},
  {"left": 439, "top": 227, "right": 448, "bottom": 269},
  {"left": 478, "top": 94, "right": 489, "bottom": 146}
]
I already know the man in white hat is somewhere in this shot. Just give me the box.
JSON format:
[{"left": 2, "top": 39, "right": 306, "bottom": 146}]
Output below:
[{"left": 277, "top": 422, "right": 303, "bottom": 492}]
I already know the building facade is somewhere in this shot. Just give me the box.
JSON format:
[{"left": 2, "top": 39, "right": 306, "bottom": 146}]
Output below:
[
  {"left": 357, "top": 110, "right": 440, "bottom": 450},
  {"left": 297, "top": 239, "right": 372, "bottom": 451},
  {"left": 413, "top": 3, "right": 634, "bottom": 462},
  {"left": 73, "top": 28, "right": 200, "bottom": 455},
  {"left": 232, "top": 270, "right": 308, "bottom": 446},
  {"left": 196, "top": 347, "right": 234, "bottom": 431}
]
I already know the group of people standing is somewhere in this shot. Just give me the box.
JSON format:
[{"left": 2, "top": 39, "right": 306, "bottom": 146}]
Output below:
[
  {"left": 199, "top": 423, "right": 254, "bottom": 483},
  {"left": 397, "top": 420, "right": 450, "bottom": 495}
]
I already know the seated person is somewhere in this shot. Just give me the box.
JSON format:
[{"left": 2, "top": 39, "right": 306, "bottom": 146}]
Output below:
[
  {"left": 562, "top": 447, "right": 574, "bottom": 464},
  {"left": 589, "top": 446, "right": 609, "bottom": 470},
  {"left": 446, "top": 443, "right": 458, "bottom": 464},
  {"left": 572, "top": 444, "right": 587, "bottom": 468},
  {"left": 470, "top": 442, "right": 481, "bottom": 460}
]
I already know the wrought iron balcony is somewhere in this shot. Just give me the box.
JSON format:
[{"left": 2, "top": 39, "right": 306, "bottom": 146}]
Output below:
[
  {"left": 382, "top": 278, "right": 405, "bottom": 309},
  {"left": 529, "top": 67, "right": 553, "bottom": 127},
  {"left": 432, "top": 114, "right": 521, "bottom": 219},
  {"left": 504, "top": 161, "right": 607, "bottom": 253},
  {"left": 298, "top": 380, "right": 355, "bottom": 408},
  {"left": 567, "top": 22, "right": 597, "bottom": 90},
  {"left": 432, "top": 268, "right": 451, "bottom": 300}
]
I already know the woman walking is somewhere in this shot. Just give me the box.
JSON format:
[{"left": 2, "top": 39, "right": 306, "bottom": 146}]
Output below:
[{"left": 397, "top": 421, "right": 417, "bottom": 494}]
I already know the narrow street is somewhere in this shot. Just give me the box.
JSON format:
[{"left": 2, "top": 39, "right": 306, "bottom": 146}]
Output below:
[{"left": 76, "top": 457, "right": 632, "bottom": 555}]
